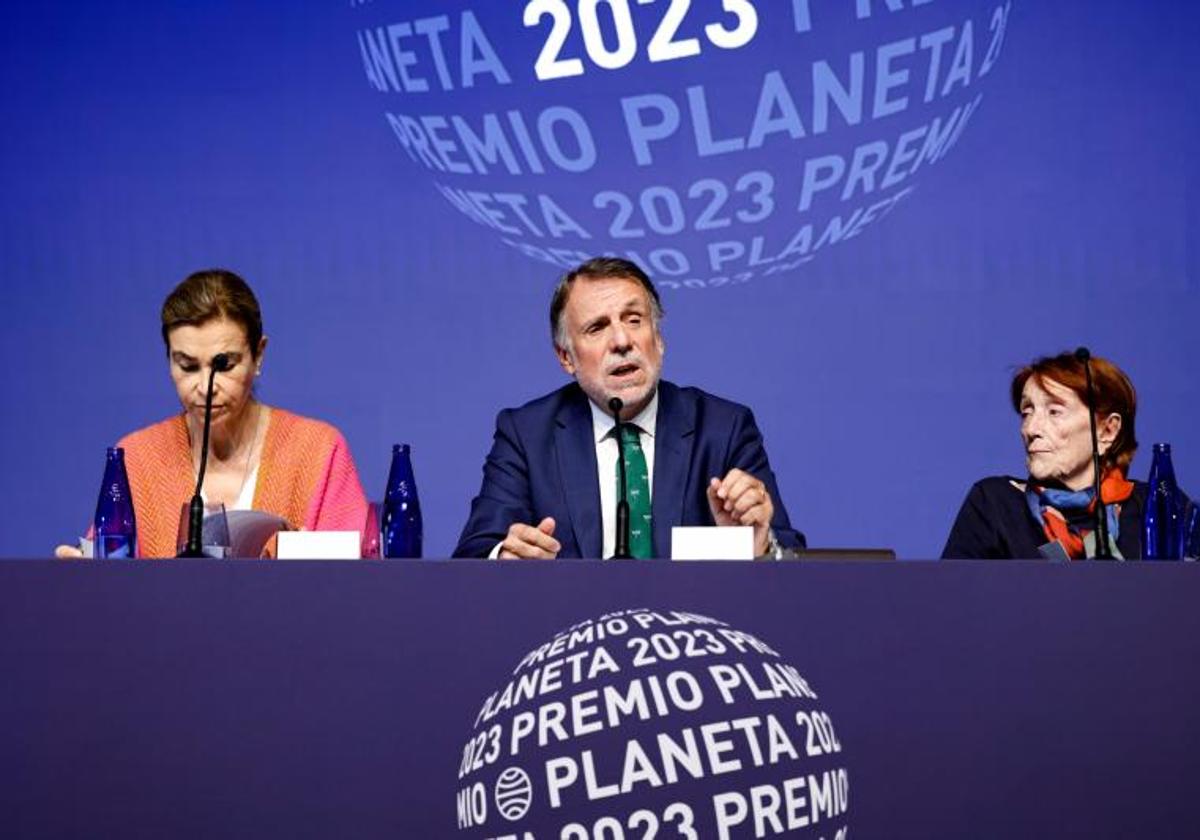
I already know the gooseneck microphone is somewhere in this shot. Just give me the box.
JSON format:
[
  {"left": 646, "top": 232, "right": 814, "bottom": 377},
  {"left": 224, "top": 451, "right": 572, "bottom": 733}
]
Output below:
[
  {"left": 1076, "top": 347, "right": 1113, "bottom": 559},
  {"left": 179, "top": 353, "right": 233, "bottom": 558},
  {"left": 608, "top": 396, "right": 632, "bottom": 559}
]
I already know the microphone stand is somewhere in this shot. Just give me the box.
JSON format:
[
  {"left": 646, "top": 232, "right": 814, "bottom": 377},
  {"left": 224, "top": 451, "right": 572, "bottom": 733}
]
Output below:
[
  {"left": 1076, "top": 347, "right": 1113, "bottom": 559},
  {"left": 608, "top": 397, "right": 632, "bottom": 559},
  {"left": 179, "top": 353, "right": 231, "bottom": 558}
]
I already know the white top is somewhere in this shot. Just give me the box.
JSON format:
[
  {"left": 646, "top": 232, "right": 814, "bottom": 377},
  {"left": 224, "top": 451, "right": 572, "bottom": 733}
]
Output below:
[
  {"left": 233, "top": 465, "right": 258, "bottom": 511},
  {"left": 201, "top": 465, "right": 258, "bottom": 511}
]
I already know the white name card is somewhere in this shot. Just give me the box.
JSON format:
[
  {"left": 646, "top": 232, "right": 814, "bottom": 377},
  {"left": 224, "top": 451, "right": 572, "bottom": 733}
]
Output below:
[
  {"left": 276, "top": 530, "right": 361, "bottom": 560},
  {"left": 670, "top": 526, "right": 754, "bottom": 561}
]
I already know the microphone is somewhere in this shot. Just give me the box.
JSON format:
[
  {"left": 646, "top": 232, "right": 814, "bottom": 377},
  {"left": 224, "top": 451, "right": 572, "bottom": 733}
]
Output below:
[
  {"left": 608, "top": 396, "right": 632, "bottom": 559},
  {"left": 179, "top": 353, "right": 233, "bottom": 558},
  {"left": 1075, "top": 347, "right": 1113, "bottom": 559}
]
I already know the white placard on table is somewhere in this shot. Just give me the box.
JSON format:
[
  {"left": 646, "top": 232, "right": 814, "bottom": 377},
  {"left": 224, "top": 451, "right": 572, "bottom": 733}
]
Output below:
[
  {"left": 276, "top": 530, "right": 361, "bottom": 560},
  {"left": 670, "top": 526, "right": 755, "bottom": 561}
]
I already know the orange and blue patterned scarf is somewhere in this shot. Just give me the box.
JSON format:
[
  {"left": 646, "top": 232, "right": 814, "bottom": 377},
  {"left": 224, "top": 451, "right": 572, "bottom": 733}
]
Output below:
[{"left": 1025, "top": 468, "right": 1135, "bottom": 559}]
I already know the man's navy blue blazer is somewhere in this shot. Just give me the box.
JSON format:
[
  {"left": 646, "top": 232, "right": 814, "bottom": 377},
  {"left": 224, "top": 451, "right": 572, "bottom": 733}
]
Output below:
[{"left": 454, "top": 380, "right": 804, "bottom": 558}]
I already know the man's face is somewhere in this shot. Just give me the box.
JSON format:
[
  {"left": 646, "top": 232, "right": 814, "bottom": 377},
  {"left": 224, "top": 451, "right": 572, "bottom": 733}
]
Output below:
[{"left": 555, "top": 276, "right": 664, "bottom": 418}]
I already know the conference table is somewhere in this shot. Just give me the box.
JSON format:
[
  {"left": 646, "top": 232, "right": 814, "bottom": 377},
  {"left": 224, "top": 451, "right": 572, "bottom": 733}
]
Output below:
[{"left": 3, "top": 559, "right": 1198, "bottom": 838}]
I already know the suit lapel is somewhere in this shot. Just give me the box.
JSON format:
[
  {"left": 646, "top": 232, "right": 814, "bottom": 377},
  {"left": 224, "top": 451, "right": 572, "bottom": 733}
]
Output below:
[
  {"left": 651, "top": 381, "right": 696, "bottom": 558},
  {"left": 555, "top": 388, "right": 602, "bottom": 558}
]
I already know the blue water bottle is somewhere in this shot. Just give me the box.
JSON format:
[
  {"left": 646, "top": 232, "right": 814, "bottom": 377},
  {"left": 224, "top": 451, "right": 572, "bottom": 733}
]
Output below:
[
  {"left": 1143, "top": 443, "right": 1181, "bottom": 560},
  {"left": 381, "top": 444, "right": 422, "bottom": 558},
  {"left": 93, "top": 447, "right": 137, "bottom": 558}
]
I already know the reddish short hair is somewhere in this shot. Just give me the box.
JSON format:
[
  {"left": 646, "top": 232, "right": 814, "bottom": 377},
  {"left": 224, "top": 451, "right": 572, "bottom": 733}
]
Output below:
[{"left": 1010, "top": 352, "right": 1138, "bottom": 473}]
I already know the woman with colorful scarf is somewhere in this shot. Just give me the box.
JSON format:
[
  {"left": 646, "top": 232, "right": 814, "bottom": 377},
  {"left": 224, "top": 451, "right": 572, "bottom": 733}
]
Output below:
[{"left": 942, "top": 352, "right": 1161, "bottom": 559}]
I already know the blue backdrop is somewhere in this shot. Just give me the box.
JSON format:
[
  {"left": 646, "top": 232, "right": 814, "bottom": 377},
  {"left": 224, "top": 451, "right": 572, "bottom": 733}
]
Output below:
[{"left": 2, "top": 0, "right": 1196, "bottom": 558}]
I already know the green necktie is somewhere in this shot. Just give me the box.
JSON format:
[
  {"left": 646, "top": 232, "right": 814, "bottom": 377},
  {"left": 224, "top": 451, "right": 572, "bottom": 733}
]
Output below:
[{"left": 617, "top": 424, "right": 653, "bottom": 559}]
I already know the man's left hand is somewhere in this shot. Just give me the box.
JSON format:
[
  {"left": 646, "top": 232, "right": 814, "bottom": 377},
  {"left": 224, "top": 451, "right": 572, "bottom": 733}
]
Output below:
[{"left": 706, "top": 469, "right": 774, "bottom": 555}]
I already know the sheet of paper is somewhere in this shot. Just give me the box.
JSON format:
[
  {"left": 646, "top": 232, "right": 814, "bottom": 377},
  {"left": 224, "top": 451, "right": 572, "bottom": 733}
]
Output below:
[{"left": 223, "top": 510, "right": 288, "bottom": 558}]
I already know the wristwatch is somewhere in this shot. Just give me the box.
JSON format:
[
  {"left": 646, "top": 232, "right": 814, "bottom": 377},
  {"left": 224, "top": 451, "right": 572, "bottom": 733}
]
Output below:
[{"left": 758, "top": 528, "right": 785, "bottom": 560}]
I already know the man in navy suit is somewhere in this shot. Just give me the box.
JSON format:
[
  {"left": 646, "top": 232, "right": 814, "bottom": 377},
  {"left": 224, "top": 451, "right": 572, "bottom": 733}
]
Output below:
[{"left": 454, "top": 257, "right": 803, "bottom": 559}]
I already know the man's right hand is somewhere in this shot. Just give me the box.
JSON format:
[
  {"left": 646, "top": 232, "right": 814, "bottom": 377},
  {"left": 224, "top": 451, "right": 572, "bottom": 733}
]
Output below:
[{"left": 498, "top": 517, "right": 560, "bottom": 559}]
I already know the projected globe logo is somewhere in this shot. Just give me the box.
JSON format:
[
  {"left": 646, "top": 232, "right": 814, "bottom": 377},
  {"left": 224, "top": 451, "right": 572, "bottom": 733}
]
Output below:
[
  {"left": 495, "top": 767, "right": 534, "bottom": 821},
  {"left": 453, "top": 609, "right": 849, "bottom": 838},
  {"left": 350, "top": 0, "right": 1012, "bottom": 290}
]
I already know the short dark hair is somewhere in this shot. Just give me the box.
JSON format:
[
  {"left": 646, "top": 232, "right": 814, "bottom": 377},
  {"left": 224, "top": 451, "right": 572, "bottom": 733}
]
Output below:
[
  {"left": 550, "top": 257, "right": 663, "bottom": 349},
  {"left": 161, "top": 269, "right": 264, "bottom": 359},
  {"left": 1010, "top": 351, "right": 1139, "bottom": 474}
]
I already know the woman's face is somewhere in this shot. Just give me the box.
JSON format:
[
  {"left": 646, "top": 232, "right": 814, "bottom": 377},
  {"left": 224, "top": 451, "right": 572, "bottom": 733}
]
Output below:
[
  {"left": 167, "top": 317, "right": 265, "bottom": 433},
  {"left": 1019, "top": 375, "right": 1117, "bottom": 490}
]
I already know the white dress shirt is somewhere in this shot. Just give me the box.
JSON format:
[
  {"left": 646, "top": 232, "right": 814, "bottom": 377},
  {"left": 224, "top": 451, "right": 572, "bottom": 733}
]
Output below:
[{"left": 591, "top": 391, "right": 658, "bottom": 559}]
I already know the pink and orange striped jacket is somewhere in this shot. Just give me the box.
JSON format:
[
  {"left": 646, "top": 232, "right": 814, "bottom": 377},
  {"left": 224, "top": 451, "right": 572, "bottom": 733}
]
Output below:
[{"left": 116, "top": 408, "right": 369, "bottom": 558}]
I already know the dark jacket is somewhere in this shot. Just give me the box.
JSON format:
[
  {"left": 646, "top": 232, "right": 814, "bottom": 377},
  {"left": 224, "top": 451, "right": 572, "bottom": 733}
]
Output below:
[
  {"left": 941, "top": 476, "right": 1147, "bottom": 559},
  {"left": 454, "top": 380, "right": 803, "bottom": 558}
]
